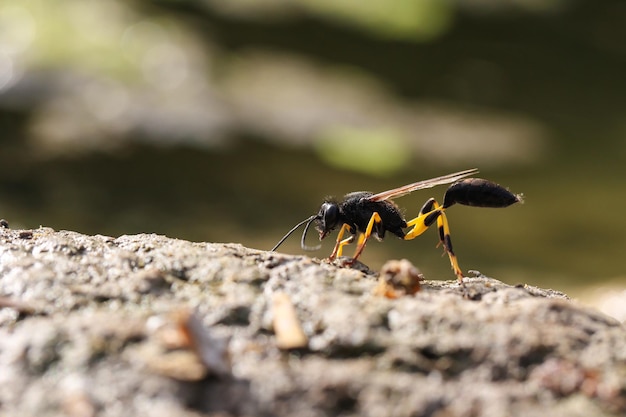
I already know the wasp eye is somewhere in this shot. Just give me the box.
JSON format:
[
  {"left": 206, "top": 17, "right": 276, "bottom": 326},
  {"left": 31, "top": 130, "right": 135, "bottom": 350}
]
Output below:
[
  {"left": 318, "top": 202, "right": 339, "bottom": 231},
  {"left": 323, "top": 203, "right": 339, "bottom": 227}
]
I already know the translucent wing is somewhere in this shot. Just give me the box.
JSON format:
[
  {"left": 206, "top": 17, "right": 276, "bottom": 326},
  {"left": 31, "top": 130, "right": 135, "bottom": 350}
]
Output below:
[{"left": 367, "top": 168, "right": 479, "bottom": 202}]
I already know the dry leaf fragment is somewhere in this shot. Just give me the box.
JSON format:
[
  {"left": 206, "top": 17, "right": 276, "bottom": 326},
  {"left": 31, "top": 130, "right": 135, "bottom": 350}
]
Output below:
[
  {"left": 375, "top": 259, "right": 423, "bottom": 298},
  {"left": 272, "top": 292, "right": 308, "bottom": 350},
  {"left": 143, "top": 308, "right": 231, "bottom": 380}
]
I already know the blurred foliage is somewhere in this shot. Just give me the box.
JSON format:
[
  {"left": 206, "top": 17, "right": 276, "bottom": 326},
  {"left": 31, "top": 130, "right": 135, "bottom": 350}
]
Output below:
[
  {"left": 315, "top": 128, "right": 410, "bottom": 176},
  {"left": 1, "top": 0, "right": 626, "bottom": 297},
  {"left": 162, "top": 0, "right": 454, "bottom": 40}
]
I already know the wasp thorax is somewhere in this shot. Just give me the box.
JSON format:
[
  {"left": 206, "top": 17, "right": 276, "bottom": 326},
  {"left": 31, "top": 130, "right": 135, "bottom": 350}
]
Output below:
[{"left": 316, "top": 202, "right": 340, "bottom": 239}]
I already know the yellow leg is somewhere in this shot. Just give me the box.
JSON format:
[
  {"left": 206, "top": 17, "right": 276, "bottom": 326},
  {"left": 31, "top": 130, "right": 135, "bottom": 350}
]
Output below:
[
  {"left": 329, "top": 224, "right": 354, "bottom": 260},
  {"left": 350, "top": 212, "right": 382, "bottom": 262},
  {"left": 404, "top": 199, "right": 464, "bottom": 281},
  {"left": 404, "top": 210, "right": 441, "bottom": 240},
  {"left": 436, "top": 211, "right": 463, "bottom": 280}
]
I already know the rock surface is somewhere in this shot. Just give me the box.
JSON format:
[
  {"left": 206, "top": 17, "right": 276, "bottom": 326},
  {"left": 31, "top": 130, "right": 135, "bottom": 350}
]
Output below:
[{"left": 0, "top": 227, "right": 625, "bottom": 417}]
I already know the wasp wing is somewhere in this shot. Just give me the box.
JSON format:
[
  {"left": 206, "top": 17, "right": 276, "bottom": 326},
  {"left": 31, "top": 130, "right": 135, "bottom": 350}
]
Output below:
[{"left": 367, "top": 168, "right": 479, "bottom": 202}]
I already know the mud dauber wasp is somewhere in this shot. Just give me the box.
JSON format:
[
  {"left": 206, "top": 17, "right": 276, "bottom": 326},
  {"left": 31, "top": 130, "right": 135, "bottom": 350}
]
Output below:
[{"left": 271, "top": 169, "right": 522, "bottom": 281}]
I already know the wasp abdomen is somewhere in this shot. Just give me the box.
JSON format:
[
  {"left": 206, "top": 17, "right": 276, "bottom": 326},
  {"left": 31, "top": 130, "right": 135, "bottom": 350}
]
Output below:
[{"left": 443, "top": 178, "right": 522, "bottom": 208}]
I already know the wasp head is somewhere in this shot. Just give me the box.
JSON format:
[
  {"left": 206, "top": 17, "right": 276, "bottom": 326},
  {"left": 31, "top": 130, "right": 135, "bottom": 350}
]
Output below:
[
  {"left": 270, "top": 200, "right": 341, "bottom": 253},
  {"left": 316, "top": 202, "right": 340, "bottom": 240}
]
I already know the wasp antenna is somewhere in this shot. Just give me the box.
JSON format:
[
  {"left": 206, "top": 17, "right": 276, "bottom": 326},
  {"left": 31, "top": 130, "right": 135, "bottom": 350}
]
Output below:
[
  {"left": 271, "top": 215, "right": 318, "bottom": 252},
  {"left": 301, "top": 215, "right": 322, "bottom": 251}
]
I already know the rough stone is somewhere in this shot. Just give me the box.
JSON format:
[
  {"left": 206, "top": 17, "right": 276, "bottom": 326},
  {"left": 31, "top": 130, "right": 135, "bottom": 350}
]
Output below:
[{"left": 0, "top": 227, "right": 624, "bottom": 417}]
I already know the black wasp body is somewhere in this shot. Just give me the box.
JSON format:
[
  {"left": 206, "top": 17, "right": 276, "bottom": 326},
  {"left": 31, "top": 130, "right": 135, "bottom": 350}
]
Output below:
[
  {"left": 272, "top": 169, "right": 522, "bottom": 281},
  {"left": 318, "top": 192, "right": 407, "bottom": 241}
]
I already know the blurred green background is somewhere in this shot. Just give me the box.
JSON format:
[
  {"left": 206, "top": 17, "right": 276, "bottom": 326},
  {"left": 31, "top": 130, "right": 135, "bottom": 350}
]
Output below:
[{"left": 1, "top": 0, "right": 625, "bottom": 307}]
